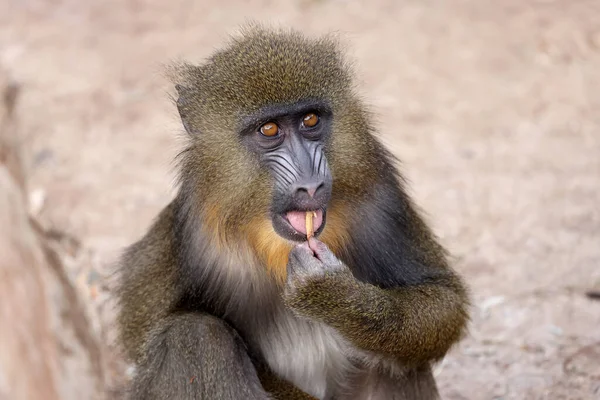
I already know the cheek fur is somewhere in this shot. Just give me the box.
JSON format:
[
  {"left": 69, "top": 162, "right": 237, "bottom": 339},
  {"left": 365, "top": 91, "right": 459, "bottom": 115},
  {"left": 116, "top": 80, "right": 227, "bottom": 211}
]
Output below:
[
  {"left": 201, "top": 172, "right": 273, "bottom": 240},
  {"left": 244, "top": 217, "right": 293, "bottom": 284},
  {"left": 318, "top": 200, "right": 351, "bottom": 257}
]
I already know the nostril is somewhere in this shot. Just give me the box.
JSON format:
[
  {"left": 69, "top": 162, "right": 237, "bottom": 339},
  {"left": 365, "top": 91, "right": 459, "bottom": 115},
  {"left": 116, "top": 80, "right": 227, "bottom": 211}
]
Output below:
[
  {"left": 311, "top": 181, "right": 325, "bottom": 198},
  {"left": 294, "top": 180, "right": 325, "bottom": 199}
]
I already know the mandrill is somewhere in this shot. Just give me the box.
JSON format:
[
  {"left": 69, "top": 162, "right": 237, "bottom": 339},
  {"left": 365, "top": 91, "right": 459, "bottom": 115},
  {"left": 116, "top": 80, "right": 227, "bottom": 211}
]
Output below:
[{"left": 116, "top": 25, "right": 470, "bottom": 400}]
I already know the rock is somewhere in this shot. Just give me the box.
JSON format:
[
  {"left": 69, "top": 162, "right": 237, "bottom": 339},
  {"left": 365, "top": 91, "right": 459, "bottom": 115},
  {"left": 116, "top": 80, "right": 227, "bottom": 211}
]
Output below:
[{"left": 0, "top": 74, "right": 107, "bottom": 400}]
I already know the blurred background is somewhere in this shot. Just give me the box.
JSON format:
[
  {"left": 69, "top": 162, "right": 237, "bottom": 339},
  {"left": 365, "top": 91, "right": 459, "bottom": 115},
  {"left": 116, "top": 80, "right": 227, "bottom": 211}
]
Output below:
[{"left": 1, "top": 0, "right": 599, "bottom": 399}]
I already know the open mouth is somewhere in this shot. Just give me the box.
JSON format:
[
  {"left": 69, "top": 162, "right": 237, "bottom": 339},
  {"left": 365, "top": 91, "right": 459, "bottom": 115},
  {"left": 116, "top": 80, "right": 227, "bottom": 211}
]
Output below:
[
  {"left": 272, "top": 209, "right": 326, "bottom": 241},
  {"left": 285, "top": 209, "right": 324, "bottom": 235}
]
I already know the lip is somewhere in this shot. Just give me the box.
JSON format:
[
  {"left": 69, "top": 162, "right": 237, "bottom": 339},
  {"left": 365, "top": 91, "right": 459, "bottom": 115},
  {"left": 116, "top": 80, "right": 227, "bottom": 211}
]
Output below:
[{"left": 272, "top": 208, "right": 327, "bottom": 242}]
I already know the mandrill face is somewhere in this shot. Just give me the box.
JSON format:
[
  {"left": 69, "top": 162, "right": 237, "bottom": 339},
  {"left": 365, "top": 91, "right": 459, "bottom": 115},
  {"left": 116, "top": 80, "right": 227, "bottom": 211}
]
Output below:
[{"left": 239, "top": 99, "right": 334, "bottom": 242}]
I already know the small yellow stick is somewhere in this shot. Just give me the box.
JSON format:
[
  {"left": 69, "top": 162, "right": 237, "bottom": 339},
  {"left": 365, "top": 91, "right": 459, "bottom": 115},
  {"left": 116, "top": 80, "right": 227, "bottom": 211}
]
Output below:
[{"left": 305, "top": 211, "right": 317, "bottom": 240}]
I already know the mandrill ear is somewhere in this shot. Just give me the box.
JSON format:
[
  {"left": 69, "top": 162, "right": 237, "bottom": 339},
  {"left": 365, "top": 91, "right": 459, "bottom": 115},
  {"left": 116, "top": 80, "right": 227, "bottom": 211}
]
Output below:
[{"left": 175, "top": 84, "right": 199, "bottom": 135}]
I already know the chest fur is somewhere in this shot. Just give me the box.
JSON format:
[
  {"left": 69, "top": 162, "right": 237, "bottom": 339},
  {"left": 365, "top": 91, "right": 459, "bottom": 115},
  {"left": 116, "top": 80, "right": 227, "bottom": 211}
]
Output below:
[{"left": 255, "top": 310, "right": 356, "bottom": 399}]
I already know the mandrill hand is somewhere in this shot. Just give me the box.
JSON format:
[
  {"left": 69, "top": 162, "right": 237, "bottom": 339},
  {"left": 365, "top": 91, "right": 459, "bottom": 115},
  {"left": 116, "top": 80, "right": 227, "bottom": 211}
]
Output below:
[
  {"left": 283, "top": 238, "right": 362, "bottom": 322},
  {"left": 286, "top": 238, "right": 346, "bottom": 278}
]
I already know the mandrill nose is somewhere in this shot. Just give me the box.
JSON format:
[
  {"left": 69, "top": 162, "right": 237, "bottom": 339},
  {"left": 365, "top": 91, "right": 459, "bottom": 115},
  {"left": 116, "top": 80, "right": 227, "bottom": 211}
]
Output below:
[{"left": 291, "top": 179, "right": 325, "bottom": 200}]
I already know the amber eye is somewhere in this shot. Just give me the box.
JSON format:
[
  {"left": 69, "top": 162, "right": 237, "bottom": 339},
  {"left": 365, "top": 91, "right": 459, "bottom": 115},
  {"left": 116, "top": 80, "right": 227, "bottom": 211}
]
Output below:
[
  {"left": 260, "top": 122, "right": 279, "bottom": 137},
  {"left": 302, "top": 113, "right": 319, "bottom": 128}
]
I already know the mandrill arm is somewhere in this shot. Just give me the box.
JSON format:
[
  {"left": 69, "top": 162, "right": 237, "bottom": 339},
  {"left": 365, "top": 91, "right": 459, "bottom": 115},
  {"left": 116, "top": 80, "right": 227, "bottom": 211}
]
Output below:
[
  {"left": 284, "top": 242, "right": 468, "bottom": 366},
  {"left": 283, "top": 185, "right": 469, "bottom": 367}
]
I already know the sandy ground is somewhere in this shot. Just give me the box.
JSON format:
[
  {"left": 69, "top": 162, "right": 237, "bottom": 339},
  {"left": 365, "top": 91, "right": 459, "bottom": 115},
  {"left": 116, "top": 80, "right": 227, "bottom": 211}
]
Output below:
[{"left": 2, "top": 0, "right": 599, "bottom": 398}]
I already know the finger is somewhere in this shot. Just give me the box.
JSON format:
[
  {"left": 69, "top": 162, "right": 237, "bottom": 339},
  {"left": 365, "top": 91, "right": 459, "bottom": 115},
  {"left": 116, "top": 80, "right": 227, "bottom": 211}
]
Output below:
[
  {"left": 308, "top": 237, "right": 342, "bottom": 265},
  {"left": 307, "top": 237, "right": 326, "bottom": 253},
  {"left": 288, "top": 243, "right": 322, "bottom": 274},
  {"left": 289, "top": 242, "right": 313, "bottom": 262}
]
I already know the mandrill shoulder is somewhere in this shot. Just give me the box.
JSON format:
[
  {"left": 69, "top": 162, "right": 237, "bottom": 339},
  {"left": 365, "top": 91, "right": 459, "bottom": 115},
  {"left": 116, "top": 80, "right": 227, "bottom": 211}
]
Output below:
[{"left": 117, "top": 201, "right": 179, "bottom": 362}]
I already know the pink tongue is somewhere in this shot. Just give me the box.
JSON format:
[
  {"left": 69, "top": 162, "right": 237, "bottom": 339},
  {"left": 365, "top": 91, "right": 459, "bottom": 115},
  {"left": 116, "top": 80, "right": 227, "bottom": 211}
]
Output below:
[{"left": 286, "top": 210, "right": 323, "bottom": 235}]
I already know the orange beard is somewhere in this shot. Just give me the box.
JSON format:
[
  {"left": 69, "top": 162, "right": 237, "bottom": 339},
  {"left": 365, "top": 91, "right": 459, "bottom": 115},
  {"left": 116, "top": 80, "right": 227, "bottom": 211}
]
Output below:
[
  {"left": 204, "top": 201, "right": 351, "bottom": 284},
  {"left": 245, "top": 218, "right": 293, "bottom": 284}
]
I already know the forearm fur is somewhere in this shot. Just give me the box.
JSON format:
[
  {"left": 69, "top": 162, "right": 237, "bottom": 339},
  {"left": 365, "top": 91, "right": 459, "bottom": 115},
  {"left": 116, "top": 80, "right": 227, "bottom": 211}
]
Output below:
[{"left": 286, "top": 269, "right": 469, "bottom": 366}]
